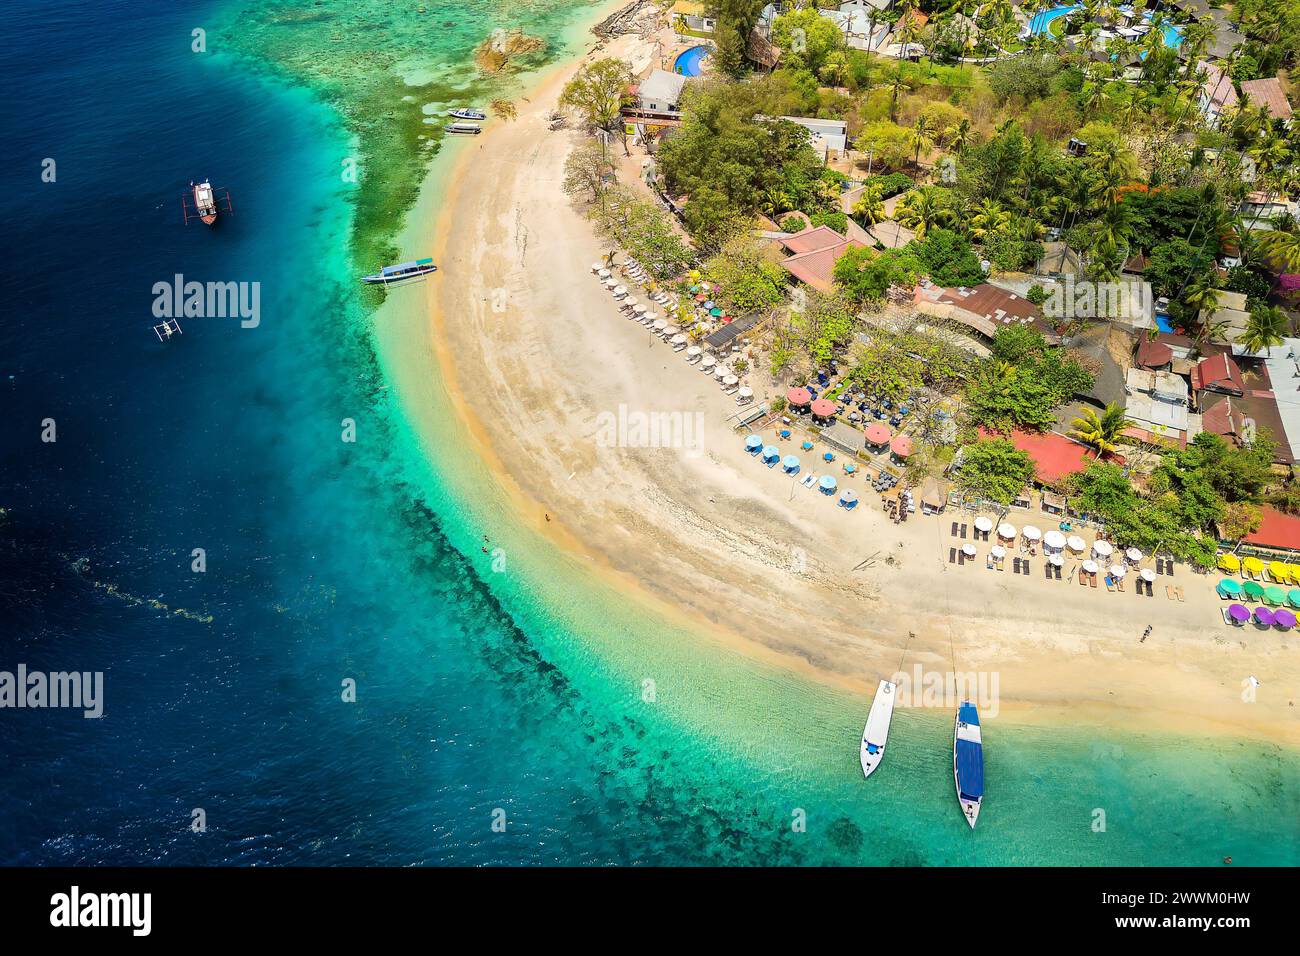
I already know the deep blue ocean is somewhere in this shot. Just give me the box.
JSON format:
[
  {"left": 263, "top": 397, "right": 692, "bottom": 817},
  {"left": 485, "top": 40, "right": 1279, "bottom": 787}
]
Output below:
[{"left": 2, "top": 0, "right": 1297, "bottom": 867}]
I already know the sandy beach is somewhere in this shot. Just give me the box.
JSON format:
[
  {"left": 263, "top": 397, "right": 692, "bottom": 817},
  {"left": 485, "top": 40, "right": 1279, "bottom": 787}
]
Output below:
[{"left": 400, "top": 27, "right": 1300, "bottom": 747}]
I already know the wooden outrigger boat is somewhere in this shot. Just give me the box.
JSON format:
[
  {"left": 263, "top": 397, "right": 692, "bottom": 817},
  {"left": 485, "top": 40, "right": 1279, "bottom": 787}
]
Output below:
[
  {"left": 361, "top": 257, "right": 438, "bottom": 285},
  {"left": 182, "top": 179, "right": 232, "bottom": 225},
  {"left": 153, "top": 318, "right": 183, "bottom": 342}
]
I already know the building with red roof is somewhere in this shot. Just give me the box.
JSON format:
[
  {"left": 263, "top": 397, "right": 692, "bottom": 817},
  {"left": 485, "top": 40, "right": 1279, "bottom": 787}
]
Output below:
[
  {"left": 1192, "top": 353, "right": 1245, "bottom": 397},
  {"left": 1241, "top": 505, "right": 1300, "bottom": 554},
  {"left": 776, "top": 225, "right": 865, "bottom": 292},
  {"left": 977, "top": 428, "right": 1100, "bottom": 486},
  {"left": 1134, "top": 338, "right": 1173, "bottom": 371}
]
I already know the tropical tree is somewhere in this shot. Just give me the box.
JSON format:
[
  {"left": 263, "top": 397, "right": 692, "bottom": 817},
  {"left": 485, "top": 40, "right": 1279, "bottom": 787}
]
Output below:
[
  {"left": 1257, "top": 229, "right": 1300, "bottom": 273},
  {"left": 559, "top": 58, "right": 633, "bottom": 153},
  {"left": 894, "top": 185, "right": 951, "bottom": 239},
  {"left": 1069, "top": 403, "right": 1132, "bottom": 455},
  {"left": 851, "top": 180, "right": 886, "bottom": 227},
  {"left": 1239, "top": 304, "right": 1290, "bottom": 354},
  {"left": 969, "top": 199, "right": 1011, "bottom": 240}
]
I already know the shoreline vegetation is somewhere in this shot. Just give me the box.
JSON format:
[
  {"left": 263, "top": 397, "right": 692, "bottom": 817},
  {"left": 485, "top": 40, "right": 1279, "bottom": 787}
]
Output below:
[{"left": 396, "top": 2, "right": 1300, "bottom": 752}]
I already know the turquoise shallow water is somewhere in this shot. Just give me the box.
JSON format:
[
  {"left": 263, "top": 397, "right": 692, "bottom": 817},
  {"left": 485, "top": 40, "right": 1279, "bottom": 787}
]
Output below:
[{"left": 0, "top": 0, "right": 1296, "bottom": 865}]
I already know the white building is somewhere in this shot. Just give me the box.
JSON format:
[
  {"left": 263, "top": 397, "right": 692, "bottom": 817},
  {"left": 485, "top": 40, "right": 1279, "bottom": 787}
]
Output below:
[
  {"left": 636, "top": 69, "right": 689, "bottom": 115},
  {"left": 780, "top": 115, "right": 848, "bottom": 161}
]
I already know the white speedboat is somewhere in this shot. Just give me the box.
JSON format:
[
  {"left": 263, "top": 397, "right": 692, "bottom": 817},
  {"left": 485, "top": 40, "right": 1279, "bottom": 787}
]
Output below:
[
  {"left": 859, "top": 679, "right": 897, "bottom": 778},
  {"left": 953, "top": 700, "right": 984, "bottom": 828}
]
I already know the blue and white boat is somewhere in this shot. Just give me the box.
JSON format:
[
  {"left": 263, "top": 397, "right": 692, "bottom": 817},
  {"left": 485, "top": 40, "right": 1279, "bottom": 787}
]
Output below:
[
  {"left": 361, "top": 257, "right": 437, "bottom": 284},
  {"left": 953, "top": 700, "right": 984, "bottom": 828},
  {"left": 447, "top": 108, "right": 487, "bottom": 121},
  {"left": 859, "top": 679, "right": 897, "bottom": 778}
]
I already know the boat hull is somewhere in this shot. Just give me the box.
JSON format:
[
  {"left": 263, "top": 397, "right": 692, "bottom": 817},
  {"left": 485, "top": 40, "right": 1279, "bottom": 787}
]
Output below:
[
  {"left": 361, "top": 266, "right": 437, "bottom": 284},
  {"left": 859, "top": 679, "right": 897, "bottom": 779},
  {"left": 953, "top": 701, "right": 984, "bottom": 829}
]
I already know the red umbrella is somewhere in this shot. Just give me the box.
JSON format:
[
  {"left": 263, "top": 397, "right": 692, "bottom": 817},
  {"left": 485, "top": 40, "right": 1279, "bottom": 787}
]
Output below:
[
  {"left": 865, "top": 423, "right": 891, "bottom": 445},
  {"left": 890, "top": 435, "right": 915, "bottom": 458},
  {"left": 694, "top": 293, "right": 708, "bottom": 301},
  {"left": 786, "top": 387, "right": 812, "bottom": 406},
  {"left": 810, "top": 398, "right": 837, "bottom": 418}
]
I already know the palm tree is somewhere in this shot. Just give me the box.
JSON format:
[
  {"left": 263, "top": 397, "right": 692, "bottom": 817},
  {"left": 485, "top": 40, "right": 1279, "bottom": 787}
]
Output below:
[
  {"left": 1239, "top": 304, "right": 1291, "bottom": 355},
  {"left": 970, "top": 199, "right": 1010, "bottom": 240},
  {"left": 945, "top": 118, "right": 973, "bottom": 154},
  {"left": 1257, "top": 229, "right": 1300, "bottom": 273},
  {"left": 911, "top": 113, "right": 934, "bottom": 168},
  {"left": 852, "top": 181, "right": 886, "bottom": 227},
  {"left": 894, "top": 186, "right": 951, "bottom": 239},
  {"left": 1069, "top": 403, "right": 1132, "bottom": 455}
]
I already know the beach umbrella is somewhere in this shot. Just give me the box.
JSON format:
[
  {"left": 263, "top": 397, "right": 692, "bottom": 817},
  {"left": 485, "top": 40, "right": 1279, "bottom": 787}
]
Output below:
[
  {"left": 700, "top": 355, "right": 716, "bottom": 368},
  {"left": 694, "top": 293, "right": 708, "bottom": 301},
  {"left": 1043, "top": 530, "right": 1066, "bottom": 551},
  {"left": 997, "top": 523, "right": 1016, "bottom": 540},
  {"left": 1255, "top": 607, "right": 1276, "bottom": 626},
  {"left": 865, "top": 423, "right": 891, "bottom": 445},
  {"left": 1265, "top": 585, "right": 1286, "bottom": 605},
  {"left": 1243, "top": 580, "right": 1265, "bottom": 599},
  {"left": 1139, "top": 568, "right": 1155, "bottom": 582},
  {"left": 723, "top": 374, "right": 739, "bottom": 387},
  {"left": 701, "top": 282, "right": 712, "bottom": 291},
  {"left": 974, "top": 516, "right": 994, "bottom": 533},
  {"left": 844, "top": 463, "right": 856, "bottom": 473},
  {"left": 1082, "top": 559, "right": 1098, "bottom": 575},
  {"left": 1067, "top": 535, "right": 1086, "bottom": 553},
  {"left": 663, "top": 325, "right": 679, "bottom": 336},
  {"left": 823, "top": 452, "right": 834, "bottom": 462},
  {"left": 1243, "top": 556, "right": 1265, "bottom": 576},
  {"left": 786, "top": 387, "right": 812, "bottom": 406},
  {"left": 721, "top": 315, "right": 734, "bottom": 323},
  {"left": 704, "top": 300, "right": 715, "bottom": 310},
  {"left": 782, "top": 455, "right": 800, "bottom": 472},
  {"left": 1049, "top": 554, "right": 1064, "bottom": 567},
  {"left": 1022, "top": 525, "right": 1042, "bottom": 542},
  {"left": 745, "top": 435, "right": 763, "bottom": 451},
  {"left": 1290, "top": 588, "right": 1300, "bottom": 608},
  {"left": 840, "top": 489, "right": 858, "bottom": 505},
  {"left": 688, "top": 270, "right": 701, "bottom": 281},
  {"left": 810, "top": 398, "right": 837, "bottom": 418},
  {"left": 1274, "top": 608, "right": 1296, "bottom": 629},
  {"left": 890, "top": 435, "right": 914, "bottom": 459},
  {"left": 801, "top": 441, "right": 813, "bottom": 451},
  {"left": 672, "top": 334, "right": 688, "bottom": 346},
  {"left": 1217, "top": 578, "right": 1242, "bottom": 598},
  {"left": 1287, "top": 564, "right": 1300, "bottom": 584},
  {"left": 603, "top": 277, "right": 618, "bottom": 288},
  {"left": 592, "top": 263, "right": 604, "bottom": 274},
  {"left": 710, "top": 308, "right": 723, "bottom": 317},
  {"left": 738, "top": 386, "right": 753, "bottom": 399},
  {"left": 643, "top": 311, "right": 659, "bottom": 323},
  {"left": 653, "top": 319, "right": 668, "bottom": 331},
  {"left": 597, "top": 268, "right": 611, "bottom": 279},
  {"left": 686, "top": 346, "right": 701, "bottom": 357},
  {"left": 613, "top": 284, "right": 627, "bottom": 297},
  {"left": 1217, "top": 553, "right": 1241, "bottom": 572},
  {"left": 991, "top": 545, "right": 1006, "bottom": 559},
  {"left": 1125, "top": 547, "right": 1143, "bottom": 563},
  {"left": 1109, "top": 564, "right": 1127, "bottom": 579},
  {"left": 1269, "top": 561, "right": 1289, "bottom": 582},
  {"left": 714, "top": 366, "right": 730, "bottom": 380},
  {"left": 624, "top": 296, "right": 639, "bottom": 308},
  {"left": 1228, "top": 604, "right": 1251, "bottom": 624},
  {"left": 820, "top": 475, "right": 837, "bottom": 491},
  {"left": 962, "top": 543, "right": 977, "bottom": 557},
  {"left": 762, "top": 445, "right": 780, "bottom": 461},
  {"left": 779, "top": 429, "right": 791, "bottom": 439},
  {"left": 1092, "top": 540, "right": 1114, "bottom": 558}
]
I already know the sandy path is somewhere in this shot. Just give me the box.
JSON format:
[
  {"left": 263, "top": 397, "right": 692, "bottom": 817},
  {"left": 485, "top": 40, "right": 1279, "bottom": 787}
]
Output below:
[{"left": 415, "top": 33, "right": 1300, "bottom": 745}]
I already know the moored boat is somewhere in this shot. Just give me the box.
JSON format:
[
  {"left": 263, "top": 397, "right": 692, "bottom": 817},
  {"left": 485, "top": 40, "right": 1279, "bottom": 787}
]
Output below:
[
  {"left": 953, "top": 699, "right": 984, "bottom": 828},
  {"left": 444, "top": 122, "right": 482, "bottom": 135},
  {"left": 448, "top": 108, "right": 486, "bottom": 121},
  {"left": 859, "top": 678, "right": 897, "bottom": 778},
  {"left": 182, "top": 179, "right": 232, "bottom": 226},
  {"left": 361, "top": 257, "right": 437, "bottom": 284}
]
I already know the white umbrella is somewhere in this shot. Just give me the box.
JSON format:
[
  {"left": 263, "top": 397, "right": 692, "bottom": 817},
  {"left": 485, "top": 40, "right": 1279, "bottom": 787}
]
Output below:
[
  {"left": 603, "top": 277, "right": 617, "bottom": 288},
  {"left": 962, "top": 543, "right": 977, "bottom": 557},
  {"left": 624, "top": 297, "right": 639, "bottom": 308},
  {"left": 612, "top": 284, "right": 628, "bottom": 297},
  {"left": 1022, "top": 525, "right": 1042, "bottom": 542},
  {"left": 592, "top": 263, "right": 604, "bottom": 274},
  {"left": 714, "top": 366, "right": 729, "bottom": 380},
  {"left": 974, "top": 516, "right": 994, "bottom": 533},
  {"left": 672, "top": 333, "right": 688, "bottom": 345},
  {"left": 1109, "top": 564, "right": 1128, "bottom": 578},
  {"left": 1067, "top": 535, "right": 1086, "bottom": 553},
  {"left": 1082, "top": 559, "right": 1098, "bottom": 574},
  {"left": 597, "top": 268, "right": 611, "bottom": 278},
  {"left": 738, "top": 386, "right": 753, "bottom": 398},
  {"left": 653, "top": 319, "right": 668, "bottom": 331},
  {"left": 1049, "top": 554, "right": 1064, "bottom": 567},
  {"left": 1140, "top": 568, "right": 1156, "bottom": 582},
  {"left": 663, "top": 325, "right": 680, "bottom": 337},
  {"left": 1092, "top": 540, "right": 1114, "bottom": 558},
  {"left": 1125, "top": 547, "right": 1143, "bottom": 563},
  {"left": 998, "top": 523, "right": 1016, "bottom": 539},
  {"left": 686, "top": 346, "right": 702, "bottom": 357},
  {"left": 633, "top": 304, "right": 647, "bottom": 314},
  {"left": 991, "top": 545, "right": 1006, "bottom": 559},
  {"left": 1043, "top": 530, "right": 1066, "bottom": 551},
  {"left": 643, "top": 311, "right": 658, "bottom": 322},
  {"left": 723, "top": 374, "right": 739, "bottom": 386},
  {"left": 700, "top": 355, "right": 716, "bottom": 369}
]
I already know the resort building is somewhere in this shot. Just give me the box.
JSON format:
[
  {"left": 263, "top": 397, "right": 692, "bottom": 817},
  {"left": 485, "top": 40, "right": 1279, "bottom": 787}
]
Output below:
[
  {"left": 780, "top": 115, "right": 849, "bottom": 162},
  {"left": 635, "top": 69, "right": 690, "bottom": 116},
  {"left": 1196, "top": 60, "right": 1239, "bottom": 128},
  {"left": 1236, "top": 505, "right": 1300, "bottom": 557},
  {"left": 775, "top": 224, "right": 866, "bottom": 292},
  {"left": 1239, "top": 77, "right": 1294, "bottom": 124},
  {"left": 818, "top": 0, "right": 894, "bottom": 52},
  {"left": 1124, "top": 368, "right": 1190, "bottom": 442},
  {"left": 670, "top": 0, "right": 715, "bottom": 35},
  {"left": 976, "top": 427, "right": 1099, "bottom": 488},
  {"left": 1199, "top": 288, "right": 1251, "bottom": 343},
  {"left": 913, "top": 281, "right": 1043, "bottom": 341}
]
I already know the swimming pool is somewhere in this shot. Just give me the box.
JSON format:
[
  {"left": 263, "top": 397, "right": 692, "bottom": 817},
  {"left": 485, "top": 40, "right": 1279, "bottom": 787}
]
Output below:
[
  {"left": 674, "top": 44, "right": 710, "bottom": 77},
  {"left": 1027, "top": 4, "right": 1080, "bottom": 36},
  {"left": 1160, "top": 22, "right": 1184, "bottom": 48}
]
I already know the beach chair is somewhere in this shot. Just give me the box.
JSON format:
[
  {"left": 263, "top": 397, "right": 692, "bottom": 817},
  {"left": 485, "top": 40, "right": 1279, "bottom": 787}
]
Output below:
[
  {"left": 1176, "top": 586, "right": 1185, "bottom": 602},
  {"left": 1220, "top": 607, "right": 1233, "bottom": 626},
  {"left": 986, "top": 555, "right": 995, "bottom": 570},
  {"left": 1079, "top": 572, "right": 1088, "bottom": 587},
  {"left": 1105, "top": 577, "right": 1115, "bottom": 592},
  {"left": 951, "top": 521, "right": 958, "bottom": 536},
  {"left": 1116, "top": 578, "right": 1125, "bottom": 592},
  {"left": 1013, "top": 557, "right": 1021, "bottom": 574},
  {"left": 1166, "top": 585, "right": 1175, "bottom": 600},
  {"left": 960, "top": 524, "right": 968, "bottom": 539},
  {"left": 1089, "top": 574, "right": 1097, "bottom": 588},
  {"left": 1045, "top": 563, "right": 1053, "bottom": 579},
  {"left": 1146, "top": 581, "right": 1154, "bottom": 597}
]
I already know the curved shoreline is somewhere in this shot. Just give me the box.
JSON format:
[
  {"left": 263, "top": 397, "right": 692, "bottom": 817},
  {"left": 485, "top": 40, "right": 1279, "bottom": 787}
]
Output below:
[{"left": 371, "top": 23, "right": 1300, "bottom": 751}]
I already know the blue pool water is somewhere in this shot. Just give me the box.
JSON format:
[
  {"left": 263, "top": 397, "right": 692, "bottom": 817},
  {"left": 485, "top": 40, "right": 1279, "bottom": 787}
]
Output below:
[
  {"left": 1160, "top": 22, "right": 1184, "bottom": 48},
  {"left": 1027, "top": 5, "right": 1079, "bottom": 36},
  {"left": 674, "top": 44, "right": 710, "bottom": 76}
]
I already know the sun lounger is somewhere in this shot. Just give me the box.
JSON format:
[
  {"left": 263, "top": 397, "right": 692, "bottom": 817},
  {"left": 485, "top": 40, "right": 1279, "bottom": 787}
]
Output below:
[
  {"left": 1089, "top": 573, "right": 1097, "bottom": 588},
  {"left": 1176, "top": 586, "right": 1184, "bottom": 602},
  {"left": 960, "top": 523, "right": 967, "bottom": 539},
  {"left": 800, "top": 472, "right": 816, "bottom": 488},
  {"left": 951, "top": 521, "right": 959, "bottom": 536},
  {"left": 987, "top": 555, "right": 995, "bottom": 570},
  {"left": 1079, "top": 572, "right": 1087, "bottom": 586},
  {"left": 1105, "top": 577, "right": 1115, "bottom": 592},
  {"left": 1220, "top": 607, "right": 1233, "bottom": 626},
  {"left": 1166, "top": 585, "right": 1175, "bottom": 600},
  {"left": 949, "top": 547, "right": 957, "bottom": 564}
]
